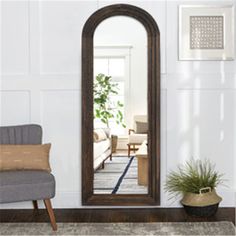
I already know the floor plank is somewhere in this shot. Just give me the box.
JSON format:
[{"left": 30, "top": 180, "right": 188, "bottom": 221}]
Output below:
[{"left": 0, "top": 208, "right": 234, "bottom": 224}]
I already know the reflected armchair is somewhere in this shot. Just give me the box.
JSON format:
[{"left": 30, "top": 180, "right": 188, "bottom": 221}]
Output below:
[{"left": 127, "top": 115, "right": 148, "bottom": 157}]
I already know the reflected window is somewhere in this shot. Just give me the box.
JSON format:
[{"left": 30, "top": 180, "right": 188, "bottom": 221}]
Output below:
[{"left": 94, "top": 51, "right": 129, "bottom": 135}]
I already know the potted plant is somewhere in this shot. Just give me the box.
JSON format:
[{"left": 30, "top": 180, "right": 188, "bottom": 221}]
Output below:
[
  {"left": 165, "top": 159, "right": 224, "bottom": 217},
  {"left": 93, "top": 73, "right": 126, "bottom": 152}
]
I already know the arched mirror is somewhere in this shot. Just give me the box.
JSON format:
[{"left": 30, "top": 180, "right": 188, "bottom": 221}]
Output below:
[{"left": 82, "top": 4, "right": 160, "bottom": 205}]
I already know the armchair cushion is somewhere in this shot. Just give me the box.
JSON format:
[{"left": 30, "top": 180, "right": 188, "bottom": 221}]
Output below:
[
  {"left": 132, "top": 115, "right": 147, "bottom": 132},
  {"left": 0, "top": 170, "right": 55, "bottom": 203},
  {"left": 135, "top": 121, "right": 148, "bottom": 134},
  {"left": 128, "top": 133, "right": 147, "bottom": 144},
  {"left": 0, "top": 125, "right": 42, "bottom": 145}
]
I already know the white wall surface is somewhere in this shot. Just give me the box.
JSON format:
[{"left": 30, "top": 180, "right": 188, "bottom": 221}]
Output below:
[{"left": 0, "top": 0, "right": 235, "bottom": 208}]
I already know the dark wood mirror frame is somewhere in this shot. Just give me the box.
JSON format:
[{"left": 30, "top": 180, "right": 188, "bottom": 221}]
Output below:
[{"left": 82, "top": 4, "right": 160, "bottom": 206}]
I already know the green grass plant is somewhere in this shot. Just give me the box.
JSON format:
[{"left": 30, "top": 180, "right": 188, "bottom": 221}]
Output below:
[{"left": 165, "top": 159, "right": 224, "bottom": 198}]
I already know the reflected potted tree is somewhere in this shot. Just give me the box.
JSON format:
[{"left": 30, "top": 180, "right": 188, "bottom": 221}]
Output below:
[{"left": 94, "top": 73, "right": 126, "bottom": 152}]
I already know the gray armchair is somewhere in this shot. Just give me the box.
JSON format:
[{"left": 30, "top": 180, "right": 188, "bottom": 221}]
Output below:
[{"left": 0, "top": 124, "right": 57, "bottom": 231}]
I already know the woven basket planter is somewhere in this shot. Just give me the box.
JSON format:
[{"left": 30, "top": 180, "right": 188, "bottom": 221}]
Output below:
[{"left": 181, "top": 187, "right": 222, "bottom": 217}]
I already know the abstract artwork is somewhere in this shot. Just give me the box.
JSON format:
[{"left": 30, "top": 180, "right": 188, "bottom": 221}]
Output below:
[
  {"left": 179, "top": 6, "right": 234, "bottom": 60},
  {"left": 190, "top": 16, "right": 224, "bottom": 49}
]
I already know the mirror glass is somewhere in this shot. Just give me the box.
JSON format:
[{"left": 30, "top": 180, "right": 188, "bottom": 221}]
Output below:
[{"left": 93, "top": 16, "right": 148, "bottom": 194}]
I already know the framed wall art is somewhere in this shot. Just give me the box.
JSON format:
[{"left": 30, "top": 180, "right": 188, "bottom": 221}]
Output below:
[{"left": 179, "top": 5, "right": 235, "bottom": 60}]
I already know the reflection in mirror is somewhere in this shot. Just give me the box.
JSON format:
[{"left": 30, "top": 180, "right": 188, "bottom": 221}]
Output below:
[{"left": 93, "top": 16, "right": 148, "bottom": 194}]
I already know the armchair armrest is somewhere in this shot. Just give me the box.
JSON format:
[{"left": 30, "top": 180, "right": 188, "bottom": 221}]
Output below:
[{"left": 128, "top": 129, "right": 135, "bottom": 135}]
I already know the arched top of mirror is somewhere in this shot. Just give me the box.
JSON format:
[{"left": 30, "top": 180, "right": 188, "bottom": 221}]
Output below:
[{"left": 82, "top": 4, "right": 160, "bottom": 38}]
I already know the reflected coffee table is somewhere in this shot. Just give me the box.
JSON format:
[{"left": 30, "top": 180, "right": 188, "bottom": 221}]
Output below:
[{"left": 136, "top": 140, "right": 148, "bottom": 186}]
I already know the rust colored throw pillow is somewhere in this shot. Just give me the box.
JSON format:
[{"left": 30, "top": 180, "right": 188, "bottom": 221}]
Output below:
[{"left": 0, "top": 144, "right": 51, "bottom": 172}]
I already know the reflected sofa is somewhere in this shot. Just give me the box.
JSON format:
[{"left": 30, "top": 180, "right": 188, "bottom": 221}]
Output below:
[{"left": 93, "top": 128, "right": 112, "bottom": 170}]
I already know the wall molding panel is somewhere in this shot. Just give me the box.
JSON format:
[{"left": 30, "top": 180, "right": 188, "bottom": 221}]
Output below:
[
  {"left": 1, "top": 1, "right": 30, "bottom": 76},
  {"left": 0, "top": 90, "right": 31, "bottom": 125}
]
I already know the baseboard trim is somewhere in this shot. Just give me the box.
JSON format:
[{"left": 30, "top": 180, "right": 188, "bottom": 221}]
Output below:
[{"left": 0, "top": 207, "right": 235, "bottom": 224}]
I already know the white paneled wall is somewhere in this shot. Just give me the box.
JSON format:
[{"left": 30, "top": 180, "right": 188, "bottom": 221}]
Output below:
[
  {"left": 1, "top": 1, "right": 29, "bottom": 75},
  {"left": 0, "top": 0, "right": 235, "bottom": 208},
  {"left": 1, "top": 91, "right": 30, "bottom": 124}
]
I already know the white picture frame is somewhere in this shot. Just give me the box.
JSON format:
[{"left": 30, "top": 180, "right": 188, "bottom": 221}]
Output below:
[{"left": 179, "top": 5, "right": 235, "bottom": 60}]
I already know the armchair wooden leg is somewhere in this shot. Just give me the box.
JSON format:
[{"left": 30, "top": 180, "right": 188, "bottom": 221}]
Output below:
[
  {"left": 32, "top": 200, "right": 38, "bottom": 210},
  {"left": 43, "top": 199, "right": 57, "bottom": 231},
  {"left": 127, "top": 144, "right": 130, "bottom": 157}
]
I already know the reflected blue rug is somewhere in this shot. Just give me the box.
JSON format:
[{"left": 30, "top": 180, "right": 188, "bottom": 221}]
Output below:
[{"left": 94, "top": 156, "right": 147, "bottom": 194}]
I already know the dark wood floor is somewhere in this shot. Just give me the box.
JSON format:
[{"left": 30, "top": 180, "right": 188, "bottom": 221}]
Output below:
[{"left": 0, "top": 208, "right": 235, "bottom": 224}]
